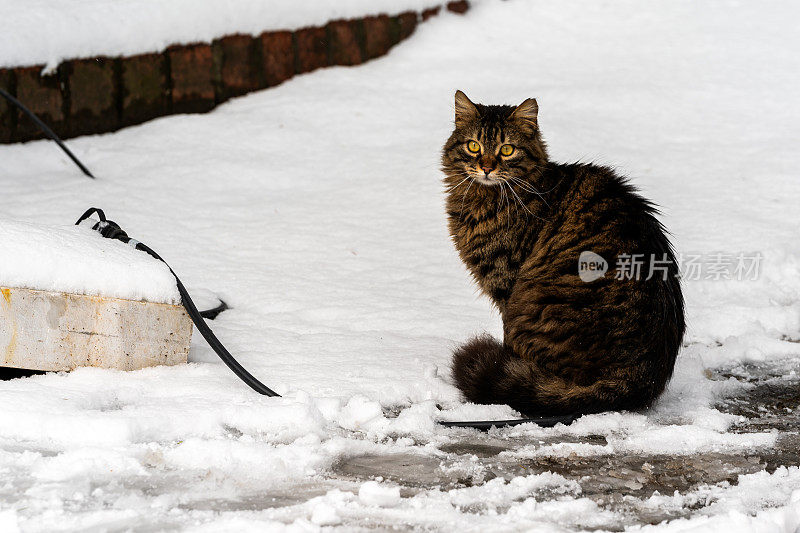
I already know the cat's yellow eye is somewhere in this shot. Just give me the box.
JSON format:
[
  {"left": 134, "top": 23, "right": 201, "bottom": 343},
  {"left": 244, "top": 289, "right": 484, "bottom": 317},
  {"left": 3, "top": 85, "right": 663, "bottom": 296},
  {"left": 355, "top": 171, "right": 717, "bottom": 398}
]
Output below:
[
  {"left": 466, "top": 140, "right": 481, "bottom": 153},
  {"left": 500, "top": 144, "right": 515, "bottom": 156}
]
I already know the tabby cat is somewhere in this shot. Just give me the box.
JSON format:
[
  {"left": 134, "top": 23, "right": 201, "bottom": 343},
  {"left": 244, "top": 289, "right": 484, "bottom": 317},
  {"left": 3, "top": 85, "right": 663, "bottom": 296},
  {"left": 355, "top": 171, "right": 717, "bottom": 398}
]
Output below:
[{"left": 442, "top": 91, "right": 685, "bottom": 417}]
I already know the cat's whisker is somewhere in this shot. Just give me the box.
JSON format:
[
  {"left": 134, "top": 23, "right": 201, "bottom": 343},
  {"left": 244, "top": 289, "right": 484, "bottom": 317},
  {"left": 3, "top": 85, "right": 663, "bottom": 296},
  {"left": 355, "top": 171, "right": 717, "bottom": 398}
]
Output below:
[
  {"left": 503, "top": 174, "right": 548, "bottom": 202},
  {"left": 539, "top": 178, "right": 563, "bottom": 194},
  {"left": 509, "top": 177, "right": 552, "bottom": 208},
  {"left": 506, "top": 177, "right": 539, "bottom": 194},
  {"left": 459, "top": 176, "right": 476, "bottom": 220},
  {"left": 445, "top": 174, "right": 472, "bottom": 192},
  {"left": 499, "top": 178, "right": 521, "bottom": 222},
  {"left": 497, "top": 179, "right": 507, "bottom": 211},
  {"left": 500, "top": 180, "right": 512, "bottom": 230},
  {"left": 507, "top": 182, "right": 545, "bottom": 221},
  {"left": 443, "top": 169, "right": 472, "bottom": 189}
]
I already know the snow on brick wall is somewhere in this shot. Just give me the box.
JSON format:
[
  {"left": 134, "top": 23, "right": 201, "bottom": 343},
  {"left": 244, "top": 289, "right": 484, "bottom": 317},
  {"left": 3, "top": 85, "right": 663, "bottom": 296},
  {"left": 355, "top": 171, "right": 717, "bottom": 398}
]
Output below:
[
  {"left": 0, "top": 1, "right": 464, "bottom": 71},
  {"left": 0, "top": 1, "right": 469, "bottom": 143}
]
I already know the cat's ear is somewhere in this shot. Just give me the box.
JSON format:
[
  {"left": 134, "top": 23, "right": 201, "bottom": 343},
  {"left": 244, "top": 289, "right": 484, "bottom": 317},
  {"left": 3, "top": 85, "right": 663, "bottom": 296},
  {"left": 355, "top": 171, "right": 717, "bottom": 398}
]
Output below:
[
  {"left": 510, "top": 98, "right": 539, "bottom": 132},
  {"left": 454, "top": 90, "right": 478, "bottom": 127}
]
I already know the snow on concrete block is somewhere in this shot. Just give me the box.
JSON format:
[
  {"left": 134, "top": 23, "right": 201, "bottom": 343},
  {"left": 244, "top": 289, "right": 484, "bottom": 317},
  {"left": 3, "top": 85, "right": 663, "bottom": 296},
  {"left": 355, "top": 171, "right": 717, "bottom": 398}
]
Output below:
[
  {"left": 0, "top": 286, "right": 191, "bottom": 372},
  {"left": 0, "top": 218, "right": 188, "bottom": 372},
  {"left": 0, "top": 219, "right": 181, "bottom": 304}
]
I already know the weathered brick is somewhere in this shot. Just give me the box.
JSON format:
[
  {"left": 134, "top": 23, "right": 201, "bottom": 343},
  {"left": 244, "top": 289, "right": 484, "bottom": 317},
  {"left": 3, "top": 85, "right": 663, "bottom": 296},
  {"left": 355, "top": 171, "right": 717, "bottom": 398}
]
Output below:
[
  {"left": 260, "top": 31, "right": 295, "bottom": 87},
  {"left": 363, "top": 15, "right": 393, "bottom": 60},
  {"left": 397, "top": 12, "right": 419, "bottom": 42},
  {"left": 327, "top": 19, "right": 363, "bottom": 66},
  {"left": 447, "top": 1, "right": 470, "bottom": 14},
  {"left": 14, "top": 66, "right": 66, "bottom": 141},
  {"left": 421, "top": 6, "right": 441, "bottom": 21},
  {"left": 215, "top": 34, "right": 261, "bottom": 101},
  {"left": 294, "top": 26, "right": 328, "bottom": 74},
  {"left": 388, "top": 16, "right": 402, "bottom": 47},
  {"left": 120, "top": 53, "right": 168, "bottom": 127},
  {"left": 0, "top": 69, "right": 14, "bottom": 143},
  {"left": 67, "top": 57, "right": 117, "bottom": 137},
  {"left": 169, "top": 43, "right": 214, "bottom": 114}
]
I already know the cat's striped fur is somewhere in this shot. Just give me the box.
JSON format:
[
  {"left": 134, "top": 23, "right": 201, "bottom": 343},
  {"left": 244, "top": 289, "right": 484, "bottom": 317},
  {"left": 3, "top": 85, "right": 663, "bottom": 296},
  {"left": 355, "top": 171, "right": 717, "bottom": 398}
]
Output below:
[{"left": 442, "top": 91, "right": 685, "bottom": 416}]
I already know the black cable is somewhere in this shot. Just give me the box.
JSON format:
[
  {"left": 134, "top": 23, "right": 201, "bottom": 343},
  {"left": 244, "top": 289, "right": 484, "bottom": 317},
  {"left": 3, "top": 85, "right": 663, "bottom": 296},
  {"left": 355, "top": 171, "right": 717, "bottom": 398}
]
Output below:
[
  {"left": 0, "top": 88, "right": 95, "bottom": 179},
  {"left": 0, "top": 81, "right": 576, "bottom": 428},
  {"left": 199, "top": 299, "right": 229, "bottom": 320},
  {"left": 75, "top": 208, "right": 279, "bottom": 397},
  {"left": 438, "top": 414, "right": 577, "bottom": 430},
  {"left": 74, "top": 208, "right": 577, "bottom": 429},
  {"left": 0, "top": 367, "right": 47, "bottom": 381}
]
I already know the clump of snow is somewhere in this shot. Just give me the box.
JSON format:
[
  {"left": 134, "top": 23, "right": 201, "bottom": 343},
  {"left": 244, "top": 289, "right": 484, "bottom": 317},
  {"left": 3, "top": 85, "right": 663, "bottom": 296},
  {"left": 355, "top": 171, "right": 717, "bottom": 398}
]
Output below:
[
  {"left": 0, "top": 510, "right": 19, "bottom": 533},
  {"left": 637, "top": 469, "right": 800, "bottom": 532},
  {"left": 0, "top": 218, "right": 179, "bottom": 304},
  {"left": 358, "top": 481, "right": 401, "bottom": 507},
  {"left": 0, "top": 0, "right": 445, "bottom": 71},
  {"left": 338, "top": 395, "right": 385, "bottom": 431},
  {"left": 309, "top": 501, "right": 341, "bottom": 525},
  {"left": 639, "top": 467, "right": 800, "bottom": 523},
  {"left": 446, "top": 473, "right": 581, "bottom": 509}
]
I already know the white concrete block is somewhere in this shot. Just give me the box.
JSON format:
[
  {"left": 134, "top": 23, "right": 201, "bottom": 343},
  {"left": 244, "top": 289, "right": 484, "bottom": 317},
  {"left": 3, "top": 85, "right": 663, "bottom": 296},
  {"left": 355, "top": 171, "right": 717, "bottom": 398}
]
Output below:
[{"left": 0, "top": 286, "right": 192, "bottom": 372}]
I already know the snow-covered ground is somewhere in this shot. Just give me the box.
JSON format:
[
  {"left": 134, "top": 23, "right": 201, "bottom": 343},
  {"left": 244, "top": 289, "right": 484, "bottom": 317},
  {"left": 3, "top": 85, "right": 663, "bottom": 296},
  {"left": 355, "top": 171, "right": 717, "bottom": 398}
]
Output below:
[{"left": 1, "top": 0, "right": 800, "bottom": 531}]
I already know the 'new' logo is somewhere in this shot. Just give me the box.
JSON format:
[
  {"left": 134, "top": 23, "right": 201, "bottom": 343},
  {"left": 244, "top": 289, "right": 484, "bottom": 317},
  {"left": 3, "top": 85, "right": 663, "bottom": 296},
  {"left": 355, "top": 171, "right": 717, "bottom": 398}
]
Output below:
[{"left": 578, "top": 251, "right": 608, "bottom": 282}]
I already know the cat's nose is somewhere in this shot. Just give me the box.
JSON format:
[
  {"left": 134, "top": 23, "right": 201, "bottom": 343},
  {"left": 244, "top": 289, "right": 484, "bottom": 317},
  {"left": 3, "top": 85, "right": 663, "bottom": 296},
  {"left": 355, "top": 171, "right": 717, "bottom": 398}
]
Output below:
[{"left": 481, "top": 165, "right": 495, "bottom": 175}]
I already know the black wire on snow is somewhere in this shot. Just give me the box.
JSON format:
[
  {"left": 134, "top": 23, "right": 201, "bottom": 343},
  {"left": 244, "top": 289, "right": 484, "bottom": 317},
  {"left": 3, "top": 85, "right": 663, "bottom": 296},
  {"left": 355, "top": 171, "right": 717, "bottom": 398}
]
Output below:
[
  {"left": 75, "top": 208, "right": 280, "bottom": 397},
  {"left": 0, "top": 88, "right": 95, "bottom": 179},
  {"left": 438, "top": 415, "right": 577, "bottom": 429},
  {"left": 0, "top": 87, "right": 577, "bottom": 429},
  {"left": 199, "top": 299, "right": 229, "bottom": 320},
  {"left": 74, "top": 208, "right": 578, "bottom": 430}
]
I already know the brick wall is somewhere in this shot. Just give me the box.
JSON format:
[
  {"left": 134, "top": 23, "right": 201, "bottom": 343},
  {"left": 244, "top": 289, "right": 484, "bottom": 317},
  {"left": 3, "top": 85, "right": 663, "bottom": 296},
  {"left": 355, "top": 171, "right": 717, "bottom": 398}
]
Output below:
[{"left": 0, "top": 1, "right": 468, "bottom": 143}]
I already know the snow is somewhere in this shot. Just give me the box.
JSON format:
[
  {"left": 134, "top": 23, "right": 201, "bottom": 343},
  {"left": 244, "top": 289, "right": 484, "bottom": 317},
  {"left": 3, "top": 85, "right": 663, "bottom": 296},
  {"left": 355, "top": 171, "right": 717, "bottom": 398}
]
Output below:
[
  {"left": 0, "top": 0, "right": 443, "bottom": 71},
  {"left": 0, "top": 218, "right": 179, "bottom": 303},
  {"left": 1, "top": 0, "right": 800, "bottom": 530},
  {"left": 357, "top": 481, "right": 401, "bottom": 507},
  {"left": 634, "top": 469, "right": 800, "bottom": 532}
]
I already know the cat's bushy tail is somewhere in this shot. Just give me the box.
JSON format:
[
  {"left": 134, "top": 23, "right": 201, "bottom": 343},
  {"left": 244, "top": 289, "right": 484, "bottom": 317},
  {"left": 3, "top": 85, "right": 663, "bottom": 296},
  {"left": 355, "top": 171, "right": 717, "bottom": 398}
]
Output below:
[{"left": 452, "top": 335, "right": 634, "bottom": 417}]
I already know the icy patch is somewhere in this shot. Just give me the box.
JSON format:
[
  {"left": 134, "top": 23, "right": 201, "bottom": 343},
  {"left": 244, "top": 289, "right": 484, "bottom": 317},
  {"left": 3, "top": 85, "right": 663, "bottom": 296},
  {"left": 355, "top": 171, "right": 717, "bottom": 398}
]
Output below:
[{"left": 0, "top": 218, "right": 179, "bottom": 304}]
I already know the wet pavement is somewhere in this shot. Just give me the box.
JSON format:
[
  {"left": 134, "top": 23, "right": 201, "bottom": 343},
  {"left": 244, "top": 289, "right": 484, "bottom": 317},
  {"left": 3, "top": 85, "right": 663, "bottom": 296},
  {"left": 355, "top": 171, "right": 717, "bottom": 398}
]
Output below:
[
  {"left": 331, "top": 357, "right": 800, "bottom": 530},
  {"left": 2, "top": 359, "right": 797, "bottom": 530}
]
